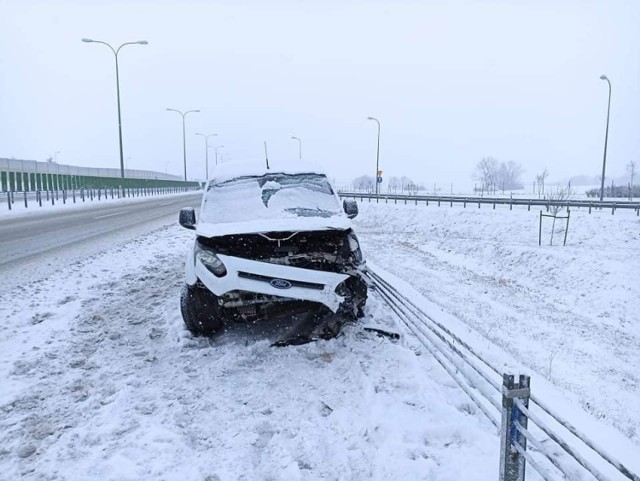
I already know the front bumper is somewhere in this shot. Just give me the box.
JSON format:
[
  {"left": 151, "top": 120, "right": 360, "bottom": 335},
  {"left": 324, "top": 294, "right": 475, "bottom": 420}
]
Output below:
[{"left": 193, "top": 253, "right": 350, "bottom": 313}]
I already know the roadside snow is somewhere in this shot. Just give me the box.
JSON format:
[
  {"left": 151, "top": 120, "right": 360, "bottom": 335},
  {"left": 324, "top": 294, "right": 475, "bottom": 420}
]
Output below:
[
  {"left": 353, "top": 200, "right": 640, "bottom": 447},
  {"left": 0, "top": 224, "right": 499, "bottom": 481}
]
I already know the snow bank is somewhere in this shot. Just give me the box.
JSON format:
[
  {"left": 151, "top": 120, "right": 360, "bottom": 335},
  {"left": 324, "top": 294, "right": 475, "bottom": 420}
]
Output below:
[{"left": 353, "top": 200, "right": 640, "bottom": 447}]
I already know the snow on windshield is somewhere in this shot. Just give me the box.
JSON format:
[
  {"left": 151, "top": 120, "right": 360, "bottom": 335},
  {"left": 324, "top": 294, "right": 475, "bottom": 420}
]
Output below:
[{"left": 200, "top": 173, "right": 342, "bottom": 224}]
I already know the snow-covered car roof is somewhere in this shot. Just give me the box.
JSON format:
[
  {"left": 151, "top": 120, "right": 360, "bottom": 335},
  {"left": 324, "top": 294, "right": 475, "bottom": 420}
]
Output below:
[{"left": 197, "top": 162, "right": 351, "bottom": 237}]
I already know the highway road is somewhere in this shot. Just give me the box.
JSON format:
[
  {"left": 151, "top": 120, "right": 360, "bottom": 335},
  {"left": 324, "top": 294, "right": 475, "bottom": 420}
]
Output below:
[{"left": 0, "top": 192, "right": 201, "bottom": 290}]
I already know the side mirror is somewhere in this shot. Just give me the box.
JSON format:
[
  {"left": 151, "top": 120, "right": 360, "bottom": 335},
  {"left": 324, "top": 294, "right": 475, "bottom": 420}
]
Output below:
[
  {"left": 179, "top": 207, "right": 196, "bottom": 230},
  {"left": 343, "top": 199, "right": 358, "bottom": 219}
]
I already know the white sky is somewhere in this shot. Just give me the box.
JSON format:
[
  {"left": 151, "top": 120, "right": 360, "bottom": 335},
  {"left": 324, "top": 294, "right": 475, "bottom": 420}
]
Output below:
[{"left": 1, "top": 0, "right": 638, "bottom": 188}]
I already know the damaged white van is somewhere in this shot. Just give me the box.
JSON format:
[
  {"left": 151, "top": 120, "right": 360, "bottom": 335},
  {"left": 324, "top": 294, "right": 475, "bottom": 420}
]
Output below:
[{"left": 178, "top": 163, "right": 367, "bottom": 343}]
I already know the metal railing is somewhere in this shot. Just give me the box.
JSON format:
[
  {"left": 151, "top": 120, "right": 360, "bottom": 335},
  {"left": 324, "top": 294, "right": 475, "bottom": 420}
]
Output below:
[
  {"left": 2, "top": 186, "right": 200, "bottom": 211},
  {"left": 367, "top": 267, "right": 640, "bottom": 481},
  {"left": 338, "top": 192, "right": 640, "bottom": 215}
]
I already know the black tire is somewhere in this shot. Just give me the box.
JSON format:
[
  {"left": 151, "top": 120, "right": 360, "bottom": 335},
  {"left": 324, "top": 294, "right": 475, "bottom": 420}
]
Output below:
[{"left": 180, "top": 284, "right": 224, "bottom": 335}]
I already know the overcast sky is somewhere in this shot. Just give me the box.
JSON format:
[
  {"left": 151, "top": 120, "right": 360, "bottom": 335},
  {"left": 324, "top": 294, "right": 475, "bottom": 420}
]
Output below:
[{"left": 1, "top": 0, "right": 638, "bottom": 188}]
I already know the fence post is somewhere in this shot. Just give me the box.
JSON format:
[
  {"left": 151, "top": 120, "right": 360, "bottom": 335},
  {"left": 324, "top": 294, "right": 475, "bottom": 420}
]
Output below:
[
  {"left": 38, "top": 190, "right": 42, "bottom": 207},
  {"left": 7, "top": 191, "right": 11, "bottom": 210},
  {"left": 24, "top": 191, "right": 28, "bottom": 208},
  {"left": 538, "top": 211, "right": 542, "bottom": 246},
  {"left": 499, "top": 374, "right": 530, "bottom": 481}
]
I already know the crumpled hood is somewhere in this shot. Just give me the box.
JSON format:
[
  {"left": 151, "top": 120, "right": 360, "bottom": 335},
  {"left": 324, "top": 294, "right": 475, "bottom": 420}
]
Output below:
[{"left": 195, "top": 216, "right": 352, "bottom": 238}]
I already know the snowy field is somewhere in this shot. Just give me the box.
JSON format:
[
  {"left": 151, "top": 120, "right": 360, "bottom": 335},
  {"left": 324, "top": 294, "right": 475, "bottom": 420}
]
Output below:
[
  {"left": 354, "top": 201, "right": 640, "bottom": 445},
  {"left": 0, "top": 200, "right": 639, "bottom": 480}
]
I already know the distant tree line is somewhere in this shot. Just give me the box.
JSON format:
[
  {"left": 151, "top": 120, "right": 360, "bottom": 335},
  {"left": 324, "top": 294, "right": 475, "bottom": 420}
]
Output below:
[
  {"left": 472, "top": 157, "right": 524, "bottom": 194},
  {"left": 586, "top": 184, "right": 640, "bottom": 198},
  {"left": 351, "top": 175, "right": 423, "bottom": 193}
]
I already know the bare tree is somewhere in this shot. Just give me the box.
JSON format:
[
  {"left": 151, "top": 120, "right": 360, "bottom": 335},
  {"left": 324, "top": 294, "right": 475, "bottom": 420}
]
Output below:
[
  {"left": 472, "top": 157, "right": 499, "bottom": 195},
  {"left": 628, "top": 161, "right": 637, "bottom": 187},
  {"left": 387, "top": 176, "right": 401, "bottom": 193},
  {"left": 352, "top": 175, "right": 375, "bottom": 192},
  {"left": 497, "top": 160, "right": 524, "bottom": 191},
  {"left": 536, "top": 168, "right": 549, "bottom": 197},
  {"left": 546, "top": 185, "right": 572, "bottom": 246}
]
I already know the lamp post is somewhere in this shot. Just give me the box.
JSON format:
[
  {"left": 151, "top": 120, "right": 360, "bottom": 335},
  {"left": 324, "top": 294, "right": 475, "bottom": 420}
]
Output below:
[
  {"left": 214, "top": 145, "right": 224, "bottom": 166},
  {"left": 291, "top": 136, "right": 302, "bottom": 160},
  {"left": 195, "top": 133, "right": 218, "bottom": 179},
  {"left": 599, "top": 75, "right": 612, "bottom": 201},
  {"left": 367, "top": 116, "right": 381, "bottom": 195},
  {"left": 166, "top": 108, "right": 200, "bottom": 181},
  {"left": 81, "top": 38, "right": 148, "bottom": 178}
]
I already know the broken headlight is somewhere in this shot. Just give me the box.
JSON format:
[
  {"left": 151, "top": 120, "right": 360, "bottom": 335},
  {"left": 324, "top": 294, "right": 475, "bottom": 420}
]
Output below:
[
  {"left": 347, "top": 231, "right": 364, "bottom": 265},
  {"left": 195, "top": 244, "right": 227, "bottom": 277}
]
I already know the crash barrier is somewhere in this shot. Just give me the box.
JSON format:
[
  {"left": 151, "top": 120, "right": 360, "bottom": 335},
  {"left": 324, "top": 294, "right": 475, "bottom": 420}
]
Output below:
[
  {"left": 366, "top": 268, "right": 639, "bottom": 481},
  {"left": 338, "top": 192, "right": 640, "bottom": 216},
  {"left": 2, "top": 186, "right": 200, "bottom": 211},
  {"left": 0, "top": 169, "right": 198, "bottom": 193}
]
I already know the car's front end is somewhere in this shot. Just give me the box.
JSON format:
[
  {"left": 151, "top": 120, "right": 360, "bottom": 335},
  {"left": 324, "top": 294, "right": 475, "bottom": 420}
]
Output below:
[{"left": 179, "top": 165, "right": 367, "bottom": 340}]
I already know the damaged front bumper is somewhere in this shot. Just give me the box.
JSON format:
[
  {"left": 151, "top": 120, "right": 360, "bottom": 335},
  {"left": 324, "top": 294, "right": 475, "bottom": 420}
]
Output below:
[{"left": 193, "top": 253, "right": 354, "bottom": 314}]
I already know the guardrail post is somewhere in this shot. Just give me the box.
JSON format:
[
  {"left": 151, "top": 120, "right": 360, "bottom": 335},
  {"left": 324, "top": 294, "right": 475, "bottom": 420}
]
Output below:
[{"left": 499, "top": 374, "right": 530, "bottom": 481}]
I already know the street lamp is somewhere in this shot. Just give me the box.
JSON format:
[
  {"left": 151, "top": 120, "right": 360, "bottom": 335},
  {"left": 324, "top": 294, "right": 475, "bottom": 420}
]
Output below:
[
  {"left": 367, "top": 116, "right": 381, "bottom": 195},
  {"left": 195, "top": 133, "right": 218, "bottom": 179},
  {"left": 166, "top": 108, "right": 200, "bottom": 181},
  {"left": 214, "top": 145, "right": 224, "bottom": 166},
  {"left": 81, "top": 38, "right": 148, "bottom": 178},
  {"left": 599, "top": 75, "right": 612, "bottom": 201},
  {"left": 291, "top": 136, "right": 302, "bottom": 160}
]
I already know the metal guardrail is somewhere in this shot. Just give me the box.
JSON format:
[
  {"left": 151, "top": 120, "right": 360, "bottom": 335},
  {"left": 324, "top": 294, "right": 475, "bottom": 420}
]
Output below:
[
  {"left": 368, "top": 268, "right": 640, "bottom": 481},
  {"left": 1, "top": 186, "right": 200, "bottom": 211},
  {"left": 338, "top": 192, "right": 640, "bottom": 215}
]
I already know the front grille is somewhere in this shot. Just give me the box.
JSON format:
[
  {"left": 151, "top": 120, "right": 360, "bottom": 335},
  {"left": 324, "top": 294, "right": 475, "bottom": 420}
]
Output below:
[{"left": 237, "top": 271, "right": 324, "bottom": 290}]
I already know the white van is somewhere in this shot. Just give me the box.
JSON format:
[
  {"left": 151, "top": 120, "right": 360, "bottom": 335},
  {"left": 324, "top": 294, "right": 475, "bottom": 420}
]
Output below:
[{"left": 178, "top": 163, "right": 367, "bottom": 342}]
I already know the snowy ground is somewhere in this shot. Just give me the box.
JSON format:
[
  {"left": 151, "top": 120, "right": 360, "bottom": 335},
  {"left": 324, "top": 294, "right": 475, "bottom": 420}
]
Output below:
[
  {"left": 353, "top": 200, "right": 640, "bottom": 446},
  {"left": 0, "top": 224, "right": 500, "bottom": 481},
  {"left": 1, "top": 199, "right": 638, "bottom": 480}
]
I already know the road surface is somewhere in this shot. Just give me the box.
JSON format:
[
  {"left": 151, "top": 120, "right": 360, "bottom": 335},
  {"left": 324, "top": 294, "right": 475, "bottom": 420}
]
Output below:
[{"left": 0, "top": 192, "right": 201, "bottom": 290}]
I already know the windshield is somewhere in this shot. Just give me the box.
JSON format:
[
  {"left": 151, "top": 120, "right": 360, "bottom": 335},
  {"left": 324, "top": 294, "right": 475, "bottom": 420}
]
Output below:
[{"left": 200, "top": 173, "right": 342, "bottom": 224}]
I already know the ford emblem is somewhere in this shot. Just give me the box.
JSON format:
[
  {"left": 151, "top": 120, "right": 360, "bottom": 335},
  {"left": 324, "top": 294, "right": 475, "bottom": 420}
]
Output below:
[{"left": 270, "top": 278, "right": 292, "bottom": 289}]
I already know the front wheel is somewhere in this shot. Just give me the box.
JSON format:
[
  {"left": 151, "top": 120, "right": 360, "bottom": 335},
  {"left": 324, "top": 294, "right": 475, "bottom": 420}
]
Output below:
[{"left": 180, "top": 284, "right": 224, "bottom": 335}]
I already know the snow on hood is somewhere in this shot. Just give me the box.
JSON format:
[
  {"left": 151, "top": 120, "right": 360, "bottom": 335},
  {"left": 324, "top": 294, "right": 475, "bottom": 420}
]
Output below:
[
  {"left": 196, "top": 216, "right": 352, "bottom": 237},
  {"left": 197, "top": 166, "right": 351, "bottom": 237}
]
